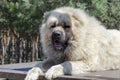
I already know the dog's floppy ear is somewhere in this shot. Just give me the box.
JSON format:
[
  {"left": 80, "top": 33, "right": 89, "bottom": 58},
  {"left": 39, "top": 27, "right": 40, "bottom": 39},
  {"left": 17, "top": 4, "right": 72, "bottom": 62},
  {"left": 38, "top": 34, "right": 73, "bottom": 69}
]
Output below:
[
  {"left": 71, "top": 9, "right": 89, "bottom": 26},
  {"left": 72, "top": 13, "right": 84, "bottom": 26},
  {"left": 42, "top": 11, "right": 51, "bottom": 23}
]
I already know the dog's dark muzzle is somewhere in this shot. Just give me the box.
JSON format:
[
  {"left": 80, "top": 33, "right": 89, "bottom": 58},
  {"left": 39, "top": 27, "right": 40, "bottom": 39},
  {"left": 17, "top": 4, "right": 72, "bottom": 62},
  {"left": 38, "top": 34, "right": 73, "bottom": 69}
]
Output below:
[
  {"left": 52, "top": 31, "right": 64, "bottom": 50},
  {"left": 52, "top": 31, "right": 62, "bottom": 41}
]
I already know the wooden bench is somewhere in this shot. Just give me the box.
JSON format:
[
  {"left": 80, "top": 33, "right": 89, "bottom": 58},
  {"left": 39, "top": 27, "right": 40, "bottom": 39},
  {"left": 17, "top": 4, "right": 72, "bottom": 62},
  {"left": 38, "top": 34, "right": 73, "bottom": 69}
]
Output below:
[{"left": 0, "top": 61, "right": 120, "bottom": 80}]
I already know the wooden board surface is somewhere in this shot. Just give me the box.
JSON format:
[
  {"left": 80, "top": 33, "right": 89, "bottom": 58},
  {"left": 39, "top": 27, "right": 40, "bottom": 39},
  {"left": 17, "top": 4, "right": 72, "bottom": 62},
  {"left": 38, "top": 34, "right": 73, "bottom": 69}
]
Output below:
[{"left": 0, "top": 62, "right": 120, "bottom": 80}]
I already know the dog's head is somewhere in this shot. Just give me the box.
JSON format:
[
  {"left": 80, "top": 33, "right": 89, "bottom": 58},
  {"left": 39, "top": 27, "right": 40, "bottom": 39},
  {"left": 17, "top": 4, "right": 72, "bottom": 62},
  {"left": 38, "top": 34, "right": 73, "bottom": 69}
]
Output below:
[
  {"left": 41, "top": 7, "right": 85, "bottom": 51},
  {"left": 48, "top": 13, "right": 72, "bottom": 51}
]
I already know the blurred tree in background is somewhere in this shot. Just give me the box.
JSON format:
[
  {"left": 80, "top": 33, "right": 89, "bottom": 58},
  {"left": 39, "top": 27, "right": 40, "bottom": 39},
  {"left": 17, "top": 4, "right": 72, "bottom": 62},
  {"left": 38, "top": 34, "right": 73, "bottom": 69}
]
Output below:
[{"left": 0, "top": 0, "right": 120, "bottom": 64}]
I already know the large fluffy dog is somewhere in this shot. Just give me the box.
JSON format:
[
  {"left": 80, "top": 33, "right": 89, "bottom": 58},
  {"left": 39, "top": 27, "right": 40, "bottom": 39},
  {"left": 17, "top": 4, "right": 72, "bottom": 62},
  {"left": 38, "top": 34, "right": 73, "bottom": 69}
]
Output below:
[{"left": 25, "top": 7, "right": 120, "bottom": 80}]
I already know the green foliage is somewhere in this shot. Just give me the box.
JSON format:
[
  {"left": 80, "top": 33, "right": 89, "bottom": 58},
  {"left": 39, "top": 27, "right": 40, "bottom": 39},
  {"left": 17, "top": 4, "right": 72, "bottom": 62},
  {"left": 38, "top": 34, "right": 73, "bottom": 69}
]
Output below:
[
  {"left": 0, "top": 0, "right": 120, "bottom": 38},
  {"left": 1, "top": 0, "right": 44, "bottom": 38},
  {"left": 0, "top": 0, "right": 73, "bottom": 38},
  {"left": 90, "top": 0, "right": 120, "bottom": 29},
  {"left": 0, "top": 0, "right": 120, "bottom": 64}
]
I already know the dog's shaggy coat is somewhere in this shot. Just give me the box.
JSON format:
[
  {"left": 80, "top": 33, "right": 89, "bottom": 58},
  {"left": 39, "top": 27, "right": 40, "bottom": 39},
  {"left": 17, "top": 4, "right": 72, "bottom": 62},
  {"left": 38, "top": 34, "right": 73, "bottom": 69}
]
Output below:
[{"left": 25, "top": 7, "right": 120, "bottom": 80}]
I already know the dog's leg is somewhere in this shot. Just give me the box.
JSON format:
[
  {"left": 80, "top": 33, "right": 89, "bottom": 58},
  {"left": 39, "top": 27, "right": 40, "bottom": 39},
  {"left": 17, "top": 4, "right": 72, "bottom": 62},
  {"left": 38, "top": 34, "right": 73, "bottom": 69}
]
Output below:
[
  {"left": 25, "top": 67, "right": 44, "bottom": 80},
  {"left": 45, "top": 61, "right": 90, "bottom": 80},
  {"left": 25, "top": 58, "right": 57, "bottom": 80}
]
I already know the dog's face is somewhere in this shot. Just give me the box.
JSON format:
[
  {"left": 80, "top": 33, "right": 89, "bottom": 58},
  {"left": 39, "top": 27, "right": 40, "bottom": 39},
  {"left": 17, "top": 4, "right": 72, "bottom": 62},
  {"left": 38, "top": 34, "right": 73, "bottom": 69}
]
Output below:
[
  {"left": 42, "top": 8, "right": 84, "bottom": 51},
  {"left": 44, "top": 12, "right": 73, "bottom": 51}
]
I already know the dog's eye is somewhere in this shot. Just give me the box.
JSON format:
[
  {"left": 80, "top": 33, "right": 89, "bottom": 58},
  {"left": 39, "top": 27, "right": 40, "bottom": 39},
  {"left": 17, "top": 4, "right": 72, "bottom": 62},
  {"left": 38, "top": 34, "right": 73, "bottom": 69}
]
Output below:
[
  {"left": 51, "top": 24, "right": 56, "bottom": 28},
  {"left": 64, "top": 25, "right": 70, "bottom": 29}
]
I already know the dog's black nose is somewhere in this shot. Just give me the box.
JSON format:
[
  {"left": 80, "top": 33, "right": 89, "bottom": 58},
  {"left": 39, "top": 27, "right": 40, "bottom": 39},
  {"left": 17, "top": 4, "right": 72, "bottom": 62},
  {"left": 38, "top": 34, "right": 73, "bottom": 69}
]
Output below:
[
  {"left": 52, "top": 31, "right": 62, "bottom": 40},
  {"left": 54, "top": 31, "right": 61, "bottom": 37}
]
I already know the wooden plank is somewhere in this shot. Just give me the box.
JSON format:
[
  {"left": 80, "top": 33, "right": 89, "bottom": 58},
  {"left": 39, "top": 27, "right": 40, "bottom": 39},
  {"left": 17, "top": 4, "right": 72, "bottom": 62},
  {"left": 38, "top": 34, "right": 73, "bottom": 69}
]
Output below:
[
  {"left": 0, "top": 69, "right": 101, "bottom": 80},
  {"left": 0, "top": 61, "right": 40, "bottom": 69},
  {"left": 82, "top": 70, "right": 120, "bottom": 79},
  {"left": 38, "top": 75, "right": 101, "bottom": 80},
  {"left": 0, "top": 69, "right": 26, "bottom": 80},
  {"left": 0, "top": 62, "right": 120, "bottom": 80},
  {"left": 0, "top": 62, "right": 39, "bottom": 80},
  {"left": 1, "top": 69, "right": 119, "bottom": 80}
]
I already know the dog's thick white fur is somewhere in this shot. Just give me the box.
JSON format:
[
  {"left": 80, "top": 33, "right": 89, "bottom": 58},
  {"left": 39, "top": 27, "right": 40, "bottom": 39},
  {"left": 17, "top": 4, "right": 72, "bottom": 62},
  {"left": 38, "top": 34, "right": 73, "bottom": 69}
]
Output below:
[{"left": 25, "top": 7, "right": 120, "bottom": 80}]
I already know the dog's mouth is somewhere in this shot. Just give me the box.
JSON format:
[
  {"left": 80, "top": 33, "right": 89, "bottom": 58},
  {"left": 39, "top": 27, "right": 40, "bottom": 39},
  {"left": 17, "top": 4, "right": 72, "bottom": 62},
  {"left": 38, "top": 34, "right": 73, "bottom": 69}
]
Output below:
[
  {"left": 51, "top": 31, "right": 68, "bottom": 51},
  {"left": 52, "top": 38, "right": 69, "bottom": 51},
  {"left": 53, "top": 40, "right": 64, "bottom": 50}
]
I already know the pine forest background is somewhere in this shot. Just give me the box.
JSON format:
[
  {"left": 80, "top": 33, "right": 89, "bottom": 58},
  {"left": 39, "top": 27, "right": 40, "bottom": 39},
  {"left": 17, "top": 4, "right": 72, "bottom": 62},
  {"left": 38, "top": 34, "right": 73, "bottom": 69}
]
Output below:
[{"left": 0, "top": 0, "right": 120, "bottom": 64}]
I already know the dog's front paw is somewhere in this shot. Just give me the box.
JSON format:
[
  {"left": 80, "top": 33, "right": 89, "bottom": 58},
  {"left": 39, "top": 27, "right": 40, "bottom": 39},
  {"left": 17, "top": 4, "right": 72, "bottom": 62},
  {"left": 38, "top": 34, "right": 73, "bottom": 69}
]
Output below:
[
  {"left": 25, "top": 67, "right": 44, "bottom": 80},
  {"left": 45, "top": 65, "right": 64, "bottom": 80}
]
